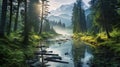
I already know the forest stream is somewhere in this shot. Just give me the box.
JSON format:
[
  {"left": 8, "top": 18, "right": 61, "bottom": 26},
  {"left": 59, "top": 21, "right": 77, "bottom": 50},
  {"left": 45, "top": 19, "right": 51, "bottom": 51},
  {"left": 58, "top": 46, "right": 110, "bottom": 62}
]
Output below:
[
  {"left": 0, "top": 0, "right": 120, "bottom": 67},
  {"left": 31, "top": 35, "right": 94, "bottom": 67}
]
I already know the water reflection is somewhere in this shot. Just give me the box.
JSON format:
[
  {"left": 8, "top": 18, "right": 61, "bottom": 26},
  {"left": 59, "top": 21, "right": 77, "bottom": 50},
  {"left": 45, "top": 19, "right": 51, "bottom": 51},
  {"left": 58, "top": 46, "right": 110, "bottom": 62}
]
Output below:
[
  {"left": 73, "top": 40, "right": 93, "bottom": 67},
  {"left": 37, "top": 35, "right": 93, "bottom": 67},
  {"left": 81, "top": 48, "right": 93, "bottom": 67},
  {"left": 45, "top": 36, "right": 74, "bottom": 67}
]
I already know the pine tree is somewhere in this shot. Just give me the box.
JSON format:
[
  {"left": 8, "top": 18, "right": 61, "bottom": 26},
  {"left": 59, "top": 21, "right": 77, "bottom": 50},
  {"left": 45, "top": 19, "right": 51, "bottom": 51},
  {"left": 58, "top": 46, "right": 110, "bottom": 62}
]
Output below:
[
  {"left": 90, "top": 0, "right": 120, "bottom": 38},
  {"left": 7, "top": 0, "right": 13, "bottom": 35},
  {"left": 0, "top": 0, "right": 8, "bottom": 37},
  {"left": 72, "top": 0, "right": 87, "bottom": 33},
  {"left": 14, "top": 0, "right": 21, "bottom": 31}
]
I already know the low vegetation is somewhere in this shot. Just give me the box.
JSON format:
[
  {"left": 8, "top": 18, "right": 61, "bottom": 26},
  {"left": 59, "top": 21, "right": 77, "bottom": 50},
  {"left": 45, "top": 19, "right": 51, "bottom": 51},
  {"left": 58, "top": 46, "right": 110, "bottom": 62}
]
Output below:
[
  {"left": 0, "top": 32, "right": 57, "bottom": 67},
  {"left": 73, "top": 28, "right": 120, "bottom": 67}
]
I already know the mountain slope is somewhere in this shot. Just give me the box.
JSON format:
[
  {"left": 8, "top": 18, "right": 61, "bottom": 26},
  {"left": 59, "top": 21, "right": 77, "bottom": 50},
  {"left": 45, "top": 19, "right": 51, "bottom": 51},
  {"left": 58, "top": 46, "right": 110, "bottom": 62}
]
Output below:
[{"left": 48, "top": 3, "right": 74, "bottom": 27}]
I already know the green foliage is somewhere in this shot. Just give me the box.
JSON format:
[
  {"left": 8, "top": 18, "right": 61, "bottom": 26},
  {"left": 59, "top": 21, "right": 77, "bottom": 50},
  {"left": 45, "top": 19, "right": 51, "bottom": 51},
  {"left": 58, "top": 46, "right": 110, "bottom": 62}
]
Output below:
[
  {"left": 73, "top": 28, "right": 120, "bottom": 67},
  {"left": 0, "top": 41, "right": 25, "bottom": 67},
  {"left": 7, "top": 32, "right": 22, "bottom": 42},
  {"left": 0, "top": 33, "right": 39, "bottom": 67},
  {"left": 0, "top": 0, "right": 56, "bottom": 67},
  {"left": 72, "top": 0, "right": 120, "bottom": 66},
  {"left": 29, "top": 33, "right": 40, "bottom": 46},
  {"left": 72, "top": 1, "right": 87, "bottom": 33},
  {"left": 40, "top": 32, "right": 56, "bottom": 39},
  {"left": 110, "top": 29, "right": 120, "bottom": 37},
  {"left": 90, "top": 0, "right": 120, "bottom": 38},
  {"left": 93, "top": 39, "right": 120, "bottom": 67},
  {"left": 23, "top": 46, "right": 35, "bottom": 59}
]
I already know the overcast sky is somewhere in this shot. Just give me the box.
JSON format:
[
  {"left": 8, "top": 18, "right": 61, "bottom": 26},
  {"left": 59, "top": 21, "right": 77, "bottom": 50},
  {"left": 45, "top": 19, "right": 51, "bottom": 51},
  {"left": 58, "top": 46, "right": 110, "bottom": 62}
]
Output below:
[{"left": 49, "top": 0, "right": 91, "bottom": 11}]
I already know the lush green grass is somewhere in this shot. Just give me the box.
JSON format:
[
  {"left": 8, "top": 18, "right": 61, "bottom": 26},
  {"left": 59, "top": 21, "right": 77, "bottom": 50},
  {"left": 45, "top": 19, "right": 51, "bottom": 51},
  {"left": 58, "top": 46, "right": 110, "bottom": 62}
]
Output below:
[{"left": 73, "top": 29, "right": 120, "bottom": 67}]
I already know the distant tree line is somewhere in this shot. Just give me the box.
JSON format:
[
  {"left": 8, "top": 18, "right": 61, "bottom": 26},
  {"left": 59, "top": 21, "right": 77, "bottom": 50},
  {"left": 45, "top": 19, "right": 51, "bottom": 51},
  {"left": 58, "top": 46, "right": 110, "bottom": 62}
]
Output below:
[{"left": 49, "top": 20, "right": 66, "bottom": 28}]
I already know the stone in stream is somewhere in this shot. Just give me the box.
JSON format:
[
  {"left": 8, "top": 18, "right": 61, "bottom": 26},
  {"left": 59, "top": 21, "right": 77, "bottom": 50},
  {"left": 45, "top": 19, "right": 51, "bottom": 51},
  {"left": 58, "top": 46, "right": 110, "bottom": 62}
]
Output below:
[
  {"left": 58, "top": 42, "right": 62, "bottom": 44},
  {"left": 59, "top": 39, "right": 65, "bottom": 41},
  {"left": 66, "top": 38, "right": 69, "bottom": 40},
  {"left": 65, "top": 52, "right": 69, "bottom": 55},
  {"left": 56, "top": 39, "right": 59, "bottom": 42}
]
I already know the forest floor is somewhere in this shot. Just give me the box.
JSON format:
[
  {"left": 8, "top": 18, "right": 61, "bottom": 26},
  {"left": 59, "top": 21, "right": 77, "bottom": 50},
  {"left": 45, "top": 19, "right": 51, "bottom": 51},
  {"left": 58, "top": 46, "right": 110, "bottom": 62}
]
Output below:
[
  {"left": 0, "top": 32, "right": 58, "bottom": 67},
  {"left": 73, "top": 29, "right": 120, "bottom": 67}
]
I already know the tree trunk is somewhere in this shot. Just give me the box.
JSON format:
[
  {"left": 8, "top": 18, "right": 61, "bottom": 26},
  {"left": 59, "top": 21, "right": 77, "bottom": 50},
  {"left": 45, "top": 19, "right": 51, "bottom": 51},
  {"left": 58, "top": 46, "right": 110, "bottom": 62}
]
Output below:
[
  {"left": 104, "top": 22, "right": 111, "bottom": 38},
  {"left": 39, "top": 1, "right": 44, "bottom": 34},
  {"left": 23, "top": 0, "right": 29, "bottom": 45},
  {"left": 0, "top": 0, "right": 8, "bottom": 37},
  {"left": 7, "top": 0, "right": 13, "bottom": 35},
  {"left": 101, "top": 0, "right": 111, "bottom": 38},
  {"left": 14, "top": 0, "right": 20, "bottom": 31}
]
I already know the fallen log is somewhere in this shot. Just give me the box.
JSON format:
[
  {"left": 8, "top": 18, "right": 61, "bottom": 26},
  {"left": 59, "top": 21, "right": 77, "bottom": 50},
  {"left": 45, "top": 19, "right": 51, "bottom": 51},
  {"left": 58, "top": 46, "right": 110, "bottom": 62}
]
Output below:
[{"left": 44, "top": 56, "right": 62, "bottom": 60}]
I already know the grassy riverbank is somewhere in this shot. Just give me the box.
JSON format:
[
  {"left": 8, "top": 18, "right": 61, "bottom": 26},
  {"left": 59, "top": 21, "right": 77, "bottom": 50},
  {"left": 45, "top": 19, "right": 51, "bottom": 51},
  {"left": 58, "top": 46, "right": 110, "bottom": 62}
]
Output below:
[{"left": 73, "top": 29, "right": 120, "bottom": 67}]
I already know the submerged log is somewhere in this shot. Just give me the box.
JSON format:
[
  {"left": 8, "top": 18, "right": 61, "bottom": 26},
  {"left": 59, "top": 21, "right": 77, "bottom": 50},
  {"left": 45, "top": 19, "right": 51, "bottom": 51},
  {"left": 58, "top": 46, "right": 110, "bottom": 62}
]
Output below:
[
  {"left": 45, "top": 59, "right": 69, "bottom": 64},
  {"left": 44, "top": 56, "right": 62, "bottom": 60},
  {"left": 35, "top": 50, "right": 53, "bottom": 55},
  {"left": 35, "top": 52, "right": 58, "bottom": 56}
]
